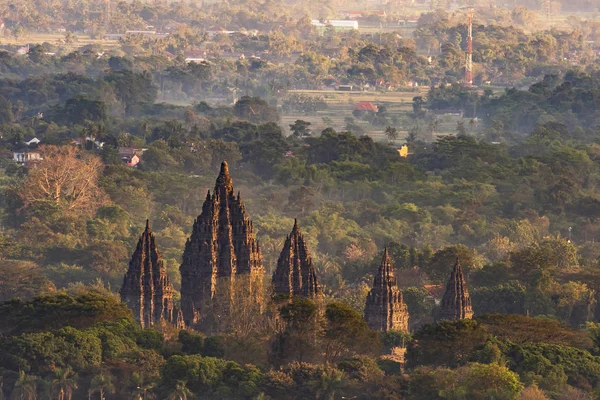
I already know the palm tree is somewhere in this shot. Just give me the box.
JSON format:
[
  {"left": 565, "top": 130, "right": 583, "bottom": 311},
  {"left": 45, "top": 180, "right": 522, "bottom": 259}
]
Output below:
[
  {"left": 312, "top": 367, "right": 345, "bottom": 400},
  {"left": 385, "top": 126, "right": 399, "bottom": 142},
  {"left": 90, "top": 374, "right": 115, "bottom": 400},
  {"left": 51, "top": 368, "right": 77, "bottom": 400},
  {"left": 166, "top": 381, "right": 192, "bottom": 400},
  {"left": 11, "top": 371, "right": 37, "bottom": 400},
  {"left": 128, "top": 373, "right": 156, "bottom": 400}
]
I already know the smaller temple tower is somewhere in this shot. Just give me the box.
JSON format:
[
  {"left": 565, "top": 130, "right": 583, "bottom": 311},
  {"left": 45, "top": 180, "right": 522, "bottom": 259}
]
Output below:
[
  {"left": 272, "top": 219, "right": 321, "bottom": 298},
  {"left": 436, "top": 257, "right": 473, "bottom": 322},
  {"left": 364, "top": 248, "right": 409, "bottom": 332},
  {"left": 120, "top": 220, "right": 180, "bottom": 328}
]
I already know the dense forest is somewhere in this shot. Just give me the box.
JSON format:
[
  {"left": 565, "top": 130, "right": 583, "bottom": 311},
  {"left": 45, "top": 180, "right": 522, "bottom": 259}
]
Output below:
[{"left": 3, "top": 0, "right": 600, "bottom": 399}]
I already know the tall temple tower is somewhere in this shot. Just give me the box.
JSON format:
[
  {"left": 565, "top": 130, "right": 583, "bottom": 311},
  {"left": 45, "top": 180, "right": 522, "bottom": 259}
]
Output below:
[
  {"left": 272, "top": 219, "right": 321, "bottom": 299},
  {"left": 364, "top": 248, "right": 409, "bottom": 332},
  {"left": 436, "top": 257, "right": 473, "bottom": 322},
  {"left": 180, "top": 161, "right": 264, "bottom": 330},
  {"left": 120, "top": 220, "right": 181, "bottom": 328}
]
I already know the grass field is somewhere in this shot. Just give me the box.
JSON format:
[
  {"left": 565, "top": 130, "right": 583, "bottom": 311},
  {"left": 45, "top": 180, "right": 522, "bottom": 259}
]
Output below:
[{"left": 1, "top": 33, "right": 120, "bottom": 52}]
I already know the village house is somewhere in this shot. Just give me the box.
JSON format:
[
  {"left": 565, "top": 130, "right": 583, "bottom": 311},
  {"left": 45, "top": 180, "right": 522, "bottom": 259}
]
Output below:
[
  {"left": 353, "top": 101, "right": 379, "bottom": 116},
  {"left": 73, "top": 137, "right": 105, "bottom": 149},
  {"left": 119, "top": 147, "right": 145, "bottom": 167},
  {"left": 13, "top": 152, "right": 42, "bottom": 165},
  {"left": 311, "top": 20, "right": 358, "bottom": 32},
  {"left": 25, "top": 137, "right": 40, "bottom": 146}
]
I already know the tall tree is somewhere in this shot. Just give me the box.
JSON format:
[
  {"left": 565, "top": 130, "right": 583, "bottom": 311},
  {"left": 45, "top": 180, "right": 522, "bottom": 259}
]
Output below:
[
  {"left": 51, "top": 367, "right": 77, "bottom": 400},
  {"left": 166, "top": 381, "right": 192, "bottom": 400},
  {"left": 90, "top": 373, "right": 115, "bottom": 400},
  {"left": 19, "top": 145, "right": 108, "bottom": 216},
  {"left": 11, "top": 371, "right": 37, "bottom": 400}
]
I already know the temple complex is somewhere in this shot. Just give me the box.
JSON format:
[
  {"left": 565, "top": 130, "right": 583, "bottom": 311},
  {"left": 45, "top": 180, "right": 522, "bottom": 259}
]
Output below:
[
  {"left": 364, "top": 248, "right": 409, "bottom": 332},
  {"left": 120, "top": 220, "right": 180, "bottom": 328},
  {"left": 436, "top": 257, "right": 474, "bottom": 322},
  {"left": 179, "top": 161, "right": 264, "bottom": 330},
  {"left": 272, "top": 219, "right": 321, "bottom": 299}
]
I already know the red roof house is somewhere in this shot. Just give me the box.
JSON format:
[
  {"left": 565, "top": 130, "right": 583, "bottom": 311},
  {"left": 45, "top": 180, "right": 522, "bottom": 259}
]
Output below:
[{"left": 354, "top": 101, "right": 379, "bottom": 113}]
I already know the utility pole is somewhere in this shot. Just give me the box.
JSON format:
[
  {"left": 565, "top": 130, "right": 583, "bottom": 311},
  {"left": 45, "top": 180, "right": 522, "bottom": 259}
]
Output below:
[
  {"left": 464, "top": 9, "right": 473, "bottom": 88},
  {"left": 542, "top": 0, "right": 551, "bottom": 20},
  {"left": 104, "top": 0, "right": 111, "bottom": 31}
]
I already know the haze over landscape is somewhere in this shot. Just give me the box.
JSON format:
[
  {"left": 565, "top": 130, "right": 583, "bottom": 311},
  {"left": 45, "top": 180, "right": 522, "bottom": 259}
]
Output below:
[{"left": 2, "top": 0, "right": 600, "bottom": 399}]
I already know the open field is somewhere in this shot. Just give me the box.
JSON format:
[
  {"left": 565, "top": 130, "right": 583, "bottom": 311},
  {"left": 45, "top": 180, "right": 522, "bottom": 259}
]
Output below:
[
  {"left": 1, "top": 33, "right": 120, "bottom": 52},
  {"left": 282, "top": 88, "right": 477, "bottom": 142}
]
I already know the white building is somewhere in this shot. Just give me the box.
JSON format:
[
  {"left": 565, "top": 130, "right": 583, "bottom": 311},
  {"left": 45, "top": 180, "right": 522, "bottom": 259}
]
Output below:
[
  {"left": 14, "top": 152, "right": 42, "bottom": 164},
  {"left": 311, "top": 20, "right": 359, "bottom": 30}
]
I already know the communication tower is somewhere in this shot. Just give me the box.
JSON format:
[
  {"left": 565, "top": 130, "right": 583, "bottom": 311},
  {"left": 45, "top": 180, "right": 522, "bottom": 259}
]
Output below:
[
  {"left": 464, "top": 9, "right": 473, "bottom": 88},
  {"left": 105, "top": 0, "right": 111, "bottom": 29}
]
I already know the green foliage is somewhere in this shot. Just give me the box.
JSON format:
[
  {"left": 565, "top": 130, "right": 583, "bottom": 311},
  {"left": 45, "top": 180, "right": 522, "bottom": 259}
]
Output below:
[
  {"left": 424, "top": 244, "right": 482, "bottom": 284},
  {"left": 324, "top": 302, "right": 379, "bottom": 363},
  {"left": 203, "top": 336, "right": 226, "bottom": 358},
  {"left": 0, "top": 292, "right": 132, "bottom": 336},
  {"left": 179, "top": 330, "right": 205, "bottom": 355},
  {"left": 137, "top": 329, "right": 165, "bottom": 350},
  {"left": 0, "top": 326, "right": 102, "bottom": 375},
  {"left": 406, "top": 319, "right": 488, "bottom": 369},
  {"left": 158, "top": 355, "right": 262, "bottom": 399},
  {"left": 475, "top": 314, "right": 593, "bottom": 349},
  {"left": 380, "top": 330, "right": 412, "bottom": 350}
]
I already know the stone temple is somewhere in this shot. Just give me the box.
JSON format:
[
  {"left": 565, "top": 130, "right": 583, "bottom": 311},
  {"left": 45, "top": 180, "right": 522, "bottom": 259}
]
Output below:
[
  {"left": 436, "top": 257, "right": 473, "bottom": 322},
  {"left": 120, "top": 220, "right": 181, "bottom": 328},
  {"left": 272, "top": 219, "right": 321, "bottom": 299},
  {"left": 179, "top": 161, "right": 264, "bottom": 330},
  {"left": 364, "top": 248, "right": 409, "bottom": 332}
]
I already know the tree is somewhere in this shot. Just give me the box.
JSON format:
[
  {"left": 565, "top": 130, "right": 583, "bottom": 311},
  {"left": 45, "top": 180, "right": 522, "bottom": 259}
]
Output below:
[
  {"left": 10, "top": 371, "right": 37, "bottom": 400},
  {"left": 405, "top": 319, "right": 488, "bottom": 369},
  {"left": 0, "top": 260, "right": 54, "bottom": 302},
  {"left": 19, "top": 145, "right": 108, "bottom": 217},
  {"left": 286, "top": 186, "right": 314, "bottom": 216},
  {"left": 384, "top": 126, "right": 399, "bottom": 142},
  {"left": 166, "top": 381, "right": 192, "bottom": 400},
  {"left": 128, "top": 372, "right": 155, "bottom": 400},
  {"left": 412, "top": 96, "right": 426, "bottom": 118},
  {"left": 424, "top": 245, "right": 482, "bottom": 284},
  {"left": 233, "top": 96, "right": 279, "bottom": 124},
  {"left": 519, "top": 385, "right": 550, "bottom": 400},
  {"left": 409, "top": 363, "right": 522, "bottom": 400},
  {"left": 271, "top": 297, "right": 321, "bottom": 365},
  {"left": 311, "top": 367, "right": 345, "bottom": 400},
  {"left": 90, "top": 373, "right": 115, "bottom": 400},
  {"left": 0, "top": 95, "right": 14, "bottom": 125},
  {"left": 104, "top": 70, "right": 157, "bottom": 112},
  {"left": 51, "top": 367, "right": 77, "bottom": 400},
  {"left": 323, "top": 302, "right": 378, "bottom": 363},
  {"left": 289, "top": 120, "right": 311, "bottom": 138},
  {"left": 52, "top": 97, "right": 107, "bottom": 126}
]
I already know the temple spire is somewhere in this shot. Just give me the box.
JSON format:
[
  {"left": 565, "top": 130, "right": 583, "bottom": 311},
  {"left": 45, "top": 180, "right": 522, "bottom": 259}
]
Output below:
[
  {"left": 180, "top": 162, "right": 264, "bottom": 330},
  {"left": 436, "top": 257, "right": 473, "bottom": 322},
  {"left": 120, "top": 220, "right": 180, "bottom": 328},
  {"left": 364, "top": 249, "right": 409, "bottom": 332},
  {"left": 215, "top": 160, "right": 233, "bottom": 193},
  {"left": 272, "top": 220, "right": 321, "bottom": 298}
]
